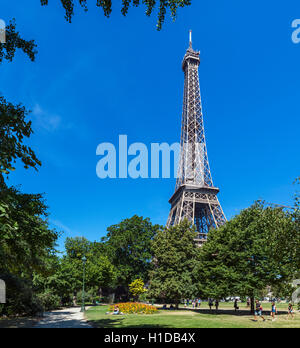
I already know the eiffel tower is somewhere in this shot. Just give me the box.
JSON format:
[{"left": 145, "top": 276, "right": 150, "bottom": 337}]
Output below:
[{"left": 167, "top": 31, "right": 226, "bottom": 246}]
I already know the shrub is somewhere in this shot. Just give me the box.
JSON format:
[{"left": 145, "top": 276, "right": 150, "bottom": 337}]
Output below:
[
  {"left": 37, "top": 290, "right": 61, "bottom": 311},
  {"left": 138, "top": 291, "right": 149, "bottom": 303},
  {"left": 0, "top": 273, "right": 43, "bottom": 317},
  {"left": 77, "top": 288, "right": 100, "bottom": 305},
  {"left": 129, "top": 279, "right": 147, "bottom": 300},
  {"left": 110, "top": 302, "right": 157, "bottom": 314}
]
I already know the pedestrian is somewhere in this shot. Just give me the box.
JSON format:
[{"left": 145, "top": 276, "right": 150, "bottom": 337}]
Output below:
[
  {"left": 234, "top": 299, "right": 239, "bottom": 312},
  {"left": 198, "top": 298, "right": 201, "bottom": 307},
  {"left": 215, "top": 300, "right": 219, "bottom": 313},
  {"left": 254, "top": 300, "right": 265, "bottom": 322},
  {"left": 208, "top": 298, "right": 214, "bottom": 311},
  {"left": 287, "top": 303, "right": 294, "bottom": 319},
  {"left": 195, "top": 299, "right": 198, "bottom": 308},
  {"left": 247, "top": 298, "right": 250, "bottom": 307},
  {"left": 187, "top": 299, "right": 190, "bottom": 307},
  {"left": 192, "top": 299, "right": 195, "bottom": 309},
  {"left": 270, "top": 302, "right": 277, "bottom": 321}
]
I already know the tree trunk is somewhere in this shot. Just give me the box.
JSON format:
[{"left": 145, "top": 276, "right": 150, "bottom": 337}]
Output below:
[
  {"left": 250, "top": 296, "right": 255, "bottom": 314},
  {"left": 98, "top": 287, "right": 102, "bottom": 299},
  {"left": 73, "top": 292, "right": 77, "bottom": 306}
]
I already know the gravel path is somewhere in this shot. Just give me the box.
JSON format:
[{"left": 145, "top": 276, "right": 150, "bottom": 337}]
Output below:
[{"left": 34, "top": 307, "right": 92, "bottom": 328}]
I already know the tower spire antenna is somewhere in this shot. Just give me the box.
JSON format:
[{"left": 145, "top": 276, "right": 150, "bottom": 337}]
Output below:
[{"left": 189, "top": 29, "right": 192, "bottom": 48}]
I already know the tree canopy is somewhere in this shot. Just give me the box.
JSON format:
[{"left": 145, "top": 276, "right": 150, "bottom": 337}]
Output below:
[
  {"left": 0, "top": 20, "right": 39, "bottom": 186},
  {"left": 0, "top": 186, "right": 58, "bottom": 277},
  {"left": 196, "top": 201, "right": 300, "bottom": 311},
  {"left": 40, "top": 0, "right": 192, "bottom": 30},
  {"left": 101, "top": 215, "right": 161, "bottom": 290},
  {"left": 149, "top": 220, "right": 200, "bottom": 307},
  {"left": 0, "top": 96, "right": 41, "bottom": 185},
  {"left": 0, "top": 18, "right": 56, "bottom": 316},
  {"left": 0, "top": 19, "right": 37, "bottom": 64}
]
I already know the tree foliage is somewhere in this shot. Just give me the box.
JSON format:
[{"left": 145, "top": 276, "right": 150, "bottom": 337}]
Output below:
[
  {"left": 0, "top": 186, "right": 58, "bottom": 277},
  {"left": 102, "top": 215, "right": 161, "bottom": 289},
  {"left": 0, "top": 19, "right": 37, "bottom": 64},
  {"left": 197, "top": 202, "right": 300, "bottom": 310},
  {"left": 0, "top": 96, "right": 41, "bottom": 185},
  {"left": 129, "top": 278, "right": 147, "bottom": 299},
  {"left": 149, "top": 220, "right": 199, "bottom": 306},
  {"left": 0, "top": 20, "right": 39, "bottom": 186},
  {"left": 0, "top": 19, "right": 52, "bottom": 316},
  {"left": 40, "top": 0, "right": 192, "bottom": 30},
  {"left": 0, "top": 186, "right": 59, "bottom": 316},
  {"left": 32, "top": 238, "right": 118, "bottom": 307}
]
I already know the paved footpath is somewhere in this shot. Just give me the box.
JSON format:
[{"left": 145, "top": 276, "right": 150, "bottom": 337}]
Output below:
[{"left": 34, "top": 307, "right": 93, "bottom": 328}]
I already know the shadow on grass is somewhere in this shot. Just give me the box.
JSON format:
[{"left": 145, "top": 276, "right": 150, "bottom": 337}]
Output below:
[
  {"left": 88, "top": 317, "right": 171, "bottom": 329},
  {"left": 158, "top": 307, "right": 288, "bottom": 317}
]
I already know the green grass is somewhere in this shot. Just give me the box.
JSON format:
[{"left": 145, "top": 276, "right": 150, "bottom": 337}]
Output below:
[{"left": 85, "top": 302, "right": 300, "bottom": 328}]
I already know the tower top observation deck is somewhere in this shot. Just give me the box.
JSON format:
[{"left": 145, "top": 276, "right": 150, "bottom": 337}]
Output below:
[{"left": 182, "top": 30, "right": 200, "bottom": 71}]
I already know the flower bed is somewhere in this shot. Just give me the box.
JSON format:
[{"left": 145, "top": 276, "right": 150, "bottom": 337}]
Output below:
[{"left": 110, "top": 303, "right": 158, "bottom": 314}]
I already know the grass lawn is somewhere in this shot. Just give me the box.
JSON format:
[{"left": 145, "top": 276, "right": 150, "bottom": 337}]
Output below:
[{"left": 85, "top": 302, "right": 300, "bottom": 328}]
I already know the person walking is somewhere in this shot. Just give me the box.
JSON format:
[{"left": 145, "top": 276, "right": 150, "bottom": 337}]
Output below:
[
  {"left": 270, "top": 302, "right": 277, "bottom": 321},
  {"left": 254, "top": 300, "right": 265, "bottom": 322},
  {"left": 246, "top": 298, "right": 250, "bottom": 307},
  {"left": 208, "top": 299, "right": 214, "bottom": 311},
  {"left": 287, "top": 303, "right": 294, "bottom": 319},
  {"left": 215, "top": 300, "right": 219, "bottom": 313},
  {"left": 234, "top": 299, "right": 239, "bottom": 312}
]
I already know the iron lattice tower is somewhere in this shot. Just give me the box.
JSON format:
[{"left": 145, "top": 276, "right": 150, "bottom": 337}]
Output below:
[{"left": 167, "top": 31, "right": 226, "bottom": 246}]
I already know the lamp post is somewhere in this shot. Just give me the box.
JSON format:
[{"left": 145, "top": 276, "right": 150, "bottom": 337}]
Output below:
[{"left": 80, "top": 256, "right": 87, "bottom": 312}]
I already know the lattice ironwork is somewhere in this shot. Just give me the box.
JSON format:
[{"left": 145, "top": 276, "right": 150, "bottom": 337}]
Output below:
[{"left": 167, "top": 31, "right": 226, "bottom": 246}]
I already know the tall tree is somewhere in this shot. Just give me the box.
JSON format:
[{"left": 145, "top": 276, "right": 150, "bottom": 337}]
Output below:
[
  {"left": 40, "top": 0, "right": 192, "bottom": 30},
  {"left": 0, "top": 186, "right": 58, "bottom": 277},
  {"left": 0, "top": 21, "right": 59, "bottom": 315},
  {"left": 149, "top": 220, "right": 199, "bottom": 308},
  {"left": 52, "top": 237, "right": 117, "bottom": 302},
  {"left": 197, "top": 202, "right": 300, "bottom": 313},
  {"left": 102, "top": 215, "right": 160, "bottom": 292}
]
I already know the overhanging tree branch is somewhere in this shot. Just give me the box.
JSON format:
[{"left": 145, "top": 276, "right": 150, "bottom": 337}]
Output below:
[{"left": 40, "top": 0, "right": 192, "bottom": 30}]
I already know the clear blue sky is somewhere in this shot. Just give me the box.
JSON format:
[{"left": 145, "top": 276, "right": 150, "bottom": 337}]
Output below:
[{"left": 1, "top": 1, "right": 300, "bottom": 249}]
